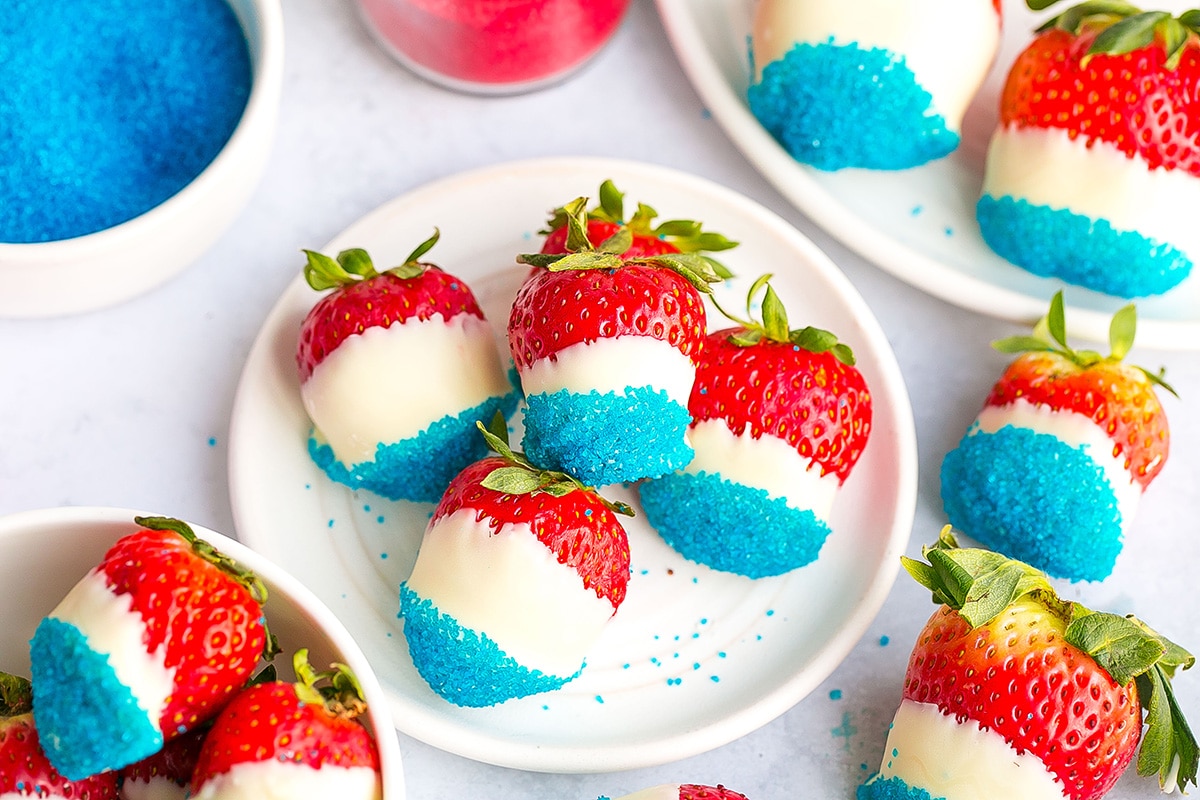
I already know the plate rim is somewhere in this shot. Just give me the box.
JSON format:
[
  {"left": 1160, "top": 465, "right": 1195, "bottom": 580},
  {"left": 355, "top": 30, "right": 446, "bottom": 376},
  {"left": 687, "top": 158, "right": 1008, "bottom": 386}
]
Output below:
[
  {"left": 227, "top": 155, "right": 919, "bottom": 772},
  {"left": 654, "top": 0, "right": 1200, "bottom": 351}
]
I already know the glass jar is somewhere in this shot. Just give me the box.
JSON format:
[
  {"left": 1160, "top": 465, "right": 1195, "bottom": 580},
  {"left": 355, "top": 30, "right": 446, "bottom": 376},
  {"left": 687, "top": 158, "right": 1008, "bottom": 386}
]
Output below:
[{"left": 356, "top": 0, "right": 631, "bottom": 95}]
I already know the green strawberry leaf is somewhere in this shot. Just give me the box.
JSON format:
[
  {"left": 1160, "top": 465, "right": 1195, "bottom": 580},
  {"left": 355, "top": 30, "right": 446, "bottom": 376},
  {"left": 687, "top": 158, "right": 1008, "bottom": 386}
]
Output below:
[
  {"left": 992, "top": 335, "right": 1056, "bottom": 354},
  {"left": 690, "top": 231, "right": 740, "bottom": 254},
  {"left": 337, "top": 248, "right": 376, "bottom": 278},
  {"left": 761, "top": 285, "right": 789, "bottom": 342},
  {"left": 1135, "top": 664, "right": 1199, "bottom": 792},
  {"left": 1088, "top": 11, "right": 1171, "bottom": 57},
  {"left": 1109, "top": 302, "right": 1137, "bottom": 359},
  {"left": 0, "top": 672, "right": 32, "bottom": 717},
  {"left": 1066, "top": 611, "right": 1169, "bottom": 685},
  {"left": 562, "top": 196, "right": 592, "bottom": 253},
  {"left": 597, "top": 179, "right": 624, "bottom": 223},
  {"left": 1039, "top": 1, "right": 1143, "bottom": 34},
  {"left": 1162, "top": 17, "right": 1192, "bottom": 68},
  {"left": 598, "top": 228, "right": 633, "bottom": 256},
  {"left": 1181, "top": 9, "right": 1200, "bottom": 32},
  {"left": 482, "top": 466, "right": 546, "bottom": 495},
  {"left": 655, "top": 219, "right": 703, "bottom": 239},
  {"left": 728, "top": 329, "right": 764, "bottom": 347},
  {"left": 1046, "top": 290, "right": 1069, "bottom": 348},
  {"left": 401, "top": 228, "right": 440, "bottom": 266},
  {"left": 304, "top": 249, "right": 366, "bottom": 291}
]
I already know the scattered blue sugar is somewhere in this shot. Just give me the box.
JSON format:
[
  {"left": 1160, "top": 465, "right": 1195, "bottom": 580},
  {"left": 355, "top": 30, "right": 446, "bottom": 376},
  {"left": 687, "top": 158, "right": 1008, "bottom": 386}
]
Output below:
[
  {"left": 639, "top": 471, "right": 831, "bottom": 578},
  {"left": 30, "top": 618, "right": 162, "bottom": 779},
  {"left": 940, "top": 426, "right": 1123, "bottom": 581},
  {"left": 857, "top": 776, "right": 938, "bottom": 800},
  {"left": 521, "top": 386, "right": 693, "bottom": 486},
  {"left": 399, "top": 584, "right": 579, "bottom": 707},
  {"left": 977, "top": 194, "right": 1192, "bottom": 297},
  {"left": 310, "top": 390, "right": 518, "bottom": 503},
  {"left": 747, "top": 41, "right": 958, "bottom": 171},
  {"left": 207, "top": 437, "right": 217, "bottom": 447},
  {"left": 879, "top": 636, "right": 890, "bottom": 647},
  {"left": 1, "top": 0, "right": 252, "bottom": 243},
  {"left": 830, "top": 689, "right": 843, "bottom": 700},
  {"left": 832, "top": 711, "right": 858, "bottom": 751}
]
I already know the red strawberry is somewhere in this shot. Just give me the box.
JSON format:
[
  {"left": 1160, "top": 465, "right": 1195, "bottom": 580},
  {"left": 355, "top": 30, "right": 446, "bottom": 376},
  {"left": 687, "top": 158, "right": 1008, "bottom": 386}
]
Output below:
[
  {"left": 859, "top": 528, "right": 1198, "bottom": 800},
  {"left": 940, "top": 291, "right": 1174, "bottom": 581},
  {"left": 606, "top": 785, "right": 749, "bottom": 800},
  {"left": 639, "top": 276, "right": 871, "bottom": 577},
  {"left": 400, "top": 417, "right": 633, "bottom": 706},
  {"left": 296, "top": 229, "right": 484, "bottom": 383},
  {"left": 509, "top": 197, "right": 726, "bottom": 486},
  {"left": 977, "top": 4, "right": 1200, "bottom": 296},
  {"left": 190, "top": 651, "right": 380, "bottom": 800},
  {"left": 539, "top": 179, "right": 738, "bottom": 262},
  {"left": 296, "top": 229, "right": 518, "bottom": 503},
  {"left": 0, "top": 673, "right": 119, "bottom": 799},
  {"left": 30, "top": 516, "right": 275, "bottom": 779},
  {"left": 118, "top": 724, "right": 208, "bottom": 799},
  {"left": 1002, "top": 5, "right": 1200, "bottom": 176}
]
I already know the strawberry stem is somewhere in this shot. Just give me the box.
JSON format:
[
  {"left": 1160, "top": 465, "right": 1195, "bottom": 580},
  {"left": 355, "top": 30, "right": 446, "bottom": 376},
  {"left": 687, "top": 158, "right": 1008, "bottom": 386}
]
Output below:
[
  {"left": 302, "top": 230, "right": 440, "bottom": 291},
  {"left": 0, "top": 673, "right": 32, "bottom": 717},
  {"left": 292, "top": 649, "right": 368, "bottom": 720}
]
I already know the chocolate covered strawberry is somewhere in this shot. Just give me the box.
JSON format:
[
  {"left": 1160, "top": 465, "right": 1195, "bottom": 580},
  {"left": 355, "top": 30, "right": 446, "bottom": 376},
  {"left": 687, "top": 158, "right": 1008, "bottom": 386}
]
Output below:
[
  {"left": 0, "top": 673, "right": 119, "bottom": 799},
  {"left": 510, "top": 198, "right": 725, "bottom": 486},
  {"left": 190, "top": 651, "right": 380, "bottom": 800},
  {"left": 941, "top": 291, "right": 1173, "bottom": 581},
  {"left": 400, "top": 416, "right": 633, "bottom": 706},
  {"left": 978, "top": 3, "right": 1200, "bottom": 297},
  {"left": 603, "top": 785, "right": 750, "bottom": 800},
  {"left": 639, "top": 275, "right": 871, "bottom": 577},
  {"left": 539, "top": 179, "right": 738, "bottom": 264},
  {"left": 298, "top": 230, "right": 518, "bottom": 503},
  {"left": 859, "top": 528, "right": 1197, "bottom": 800},
  {"left": 29, "top": 516, "right": 274, "bottom": 779}
]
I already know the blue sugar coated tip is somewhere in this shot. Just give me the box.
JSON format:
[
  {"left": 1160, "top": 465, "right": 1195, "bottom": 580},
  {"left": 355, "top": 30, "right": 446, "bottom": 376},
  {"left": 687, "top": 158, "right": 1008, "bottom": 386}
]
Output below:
[
  {"left": 639, "top": 471, "right": 831, "bottom": 577},
  {"left": 30, "top": 618, "right": 162, "bottom": 779},
  {"left": 857, "top": 776, "right": 938, "bottom": 800},
  {"left": 747, "top": 41, "right": 958, "bottom": 171},
  {"left": 310, "top": 390, "right": 519, "bottom": 503},
  {"left": 399, "top": 584, "right": 579, "bottom": 707},
  {"left": 977, "top": 194, "right": 1192, "bottom": 297},
  {"left": 940, "top": 426, "right": 1124, "bottom": 581},
  {"left": 1, "top": 0, "right": 252, "bottom": 243},
  {"left": 521, "top": 386, "right": 693, "bottom": 486}
]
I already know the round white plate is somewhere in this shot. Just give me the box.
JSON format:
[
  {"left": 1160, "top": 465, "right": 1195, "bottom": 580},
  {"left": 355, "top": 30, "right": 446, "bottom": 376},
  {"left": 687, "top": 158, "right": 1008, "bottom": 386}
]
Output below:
[
  {"left": 227, "top": 157, "right": 918, "bottom": 773},
  {"left": 655, "top": 0, "right": 1200, "bottom": 350}
]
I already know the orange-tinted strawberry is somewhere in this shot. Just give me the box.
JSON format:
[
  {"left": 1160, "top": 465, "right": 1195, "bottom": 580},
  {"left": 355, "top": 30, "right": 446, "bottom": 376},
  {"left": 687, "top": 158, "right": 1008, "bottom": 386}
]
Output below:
[
  {"left": 29, "top": 516, "right": 275, "bottom": 779},
  {"left": 859, "top": 528, "right": 1198, "bottom": 800},
  {"left": 941, "top": 292, "right": 1174, "bottom": 581},
  {"left": 0, "top": 673, "right": 119, "bottom": 799},
  {"left": 400, "top": 418, "right": 633, "bottom": 706},
  {"left": 190, "top": 651, "right": 380, "bottom": 800}
]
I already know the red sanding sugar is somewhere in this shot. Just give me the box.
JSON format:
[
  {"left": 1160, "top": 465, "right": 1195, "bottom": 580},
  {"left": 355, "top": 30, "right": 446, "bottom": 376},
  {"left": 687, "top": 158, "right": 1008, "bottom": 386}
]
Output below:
[{"left": 358, "top": 0, "right": 629, "bottom": 92}]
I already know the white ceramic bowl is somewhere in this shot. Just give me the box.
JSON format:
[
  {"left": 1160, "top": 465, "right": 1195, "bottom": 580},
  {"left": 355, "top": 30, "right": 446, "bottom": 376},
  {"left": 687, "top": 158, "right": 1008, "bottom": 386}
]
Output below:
[
  {"left": 0, "top": 506, "right": 405, "bottom": 799},
  {"left": 0, "top": 0, "right": 284, "bottom": 319}
]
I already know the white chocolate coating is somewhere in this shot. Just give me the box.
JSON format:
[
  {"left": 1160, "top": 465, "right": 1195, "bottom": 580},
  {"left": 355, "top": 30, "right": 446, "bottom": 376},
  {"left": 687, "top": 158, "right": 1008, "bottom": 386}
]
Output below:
[{"left": 520, "top": 335, "right": 695, "bottom": 406}]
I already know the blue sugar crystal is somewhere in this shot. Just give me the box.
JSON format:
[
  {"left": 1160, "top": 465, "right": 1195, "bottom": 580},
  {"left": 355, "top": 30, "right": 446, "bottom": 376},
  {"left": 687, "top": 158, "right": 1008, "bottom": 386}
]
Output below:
[
  {"left": 521, "top": 386, "right": 693, "bottom": 486},
  {"left": 1, "top": 0, "right": 252, "bottom": 242},
  {"left": 977, "top": 194, "right": 1192, "bottom": 298},
  {"left": 857, "top": 776, "right": 940, "bottom": 800},
  {"left": 310, "top": 391, "right": 518, "bottom": 503},
  {"left": 940, "top": 426, "right": 1124, "bottom": 582},
  {"left": 30, "top": 618, "right": 162, "bottom": 779},
  {"left": 747, "top": 41, "right": 958, "bottom": 171},
  {"left": 399, "top": 584, "right": 580, "bottom": 707},
  {"left": 639, "top": 471, "right": 831, "bottom": 578}
]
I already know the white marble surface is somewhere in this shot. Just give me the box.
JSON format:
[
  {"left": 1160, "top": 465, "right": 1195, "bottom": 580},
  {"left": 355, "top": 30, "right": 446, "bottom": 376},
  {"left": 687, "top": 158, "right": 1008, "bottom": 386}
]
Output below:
[{"left": 2, "top": 1, "right": 1198, "bottom": 798}]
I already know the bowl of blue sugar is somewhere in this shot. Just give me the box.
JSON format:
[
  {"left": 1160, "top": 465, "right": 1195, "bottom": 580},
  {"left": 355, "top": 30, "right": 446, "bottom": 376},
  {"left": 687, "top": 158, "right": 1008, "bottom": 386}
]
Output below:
[{"left": 0, "top": 0, "right": 284, "bottom": 318}]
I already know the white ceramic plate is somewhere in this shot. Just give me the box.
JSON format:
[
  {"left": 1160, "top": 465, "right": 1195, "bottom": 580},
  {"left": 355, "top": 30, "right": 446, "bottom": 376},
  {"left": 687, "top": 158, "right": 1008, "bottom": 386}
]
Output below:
[
  {"left": 656, "top": 0, "right": 1200, "bottom": 350},
  {"left": 0, "top": 506, "right": 405, "bottom": 800},
  {"left": 227, "top": 157, "right": 918, "bottom": 772}
]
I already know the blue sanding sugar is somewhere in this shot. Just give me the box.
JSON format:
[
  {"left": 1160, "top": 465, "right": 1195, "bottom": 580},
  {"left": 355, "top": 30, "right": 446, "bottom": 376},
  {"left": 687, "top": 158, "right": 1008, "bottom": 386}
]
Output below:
[
  {"left": 310, "top": 390, "right": 519, "bottom": 503},
  {"left": 857, "top": 775, "right": 939, "bottom": 800},
  {"left": 940, "top": 426, "right": 1124, "bottom": 582},
  {"left": 977, "top": 194, "right": 1192, "bottom": 298},
  {"left": 30, "top": 617, "right": 163, "bottom": 779},
  {"left": 747, "top": 40, "right": 958, "bottom": 171},
  {"left": 0, "top": 0, "right": 252, "bottom": 243},
  {"left": 398, "top": 584, "right": 580, "bottom": 707},
  {"left": 521, "top": 386, "right": 694, "bottom": 486},
  {"left": 638, "top": 470, "right": 831, "bottom": 578}
]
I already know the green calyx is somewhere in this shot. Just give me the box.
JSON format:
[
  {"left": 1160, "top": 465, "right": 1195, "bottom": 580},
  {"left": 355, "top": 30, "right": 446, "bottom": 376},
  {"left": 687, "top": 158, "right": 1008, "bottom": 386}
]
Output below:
[
  {"left": 519, "top": 193, "right": 731, "bottom": 294},
  {"left": 133, "top": 515, "right": 281, "bottom": 662},
  {"left": 303, "top": 229, "right": 441, "bottom": 291},
  {"left": 1028, "top": 1, "right": 1200, "bottom": 68},
  {"left": 0, "top": 673, "right": 32, "bottom": 717},
  {"left": 992, "top": 289, "right": 1176, "bottom": 396},
  {"left": 904, "top": 527, "right": 1198, "bottom": 793},
  {"left": 291, "top": 648, "right": 369, "bottom": 720},
  {"left": 474, "top": 413, "right": 634, "bottom": 518},
  {"left": 709, "top": 273, "right": 855, "bottom": 365}
]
